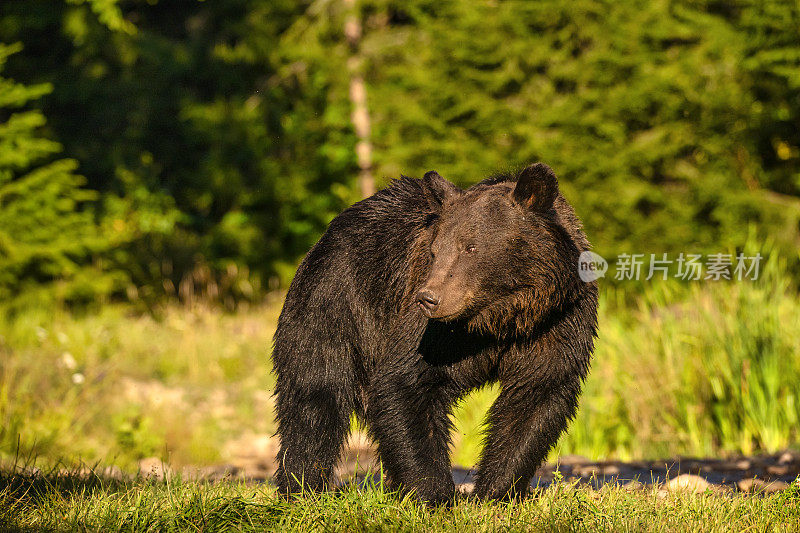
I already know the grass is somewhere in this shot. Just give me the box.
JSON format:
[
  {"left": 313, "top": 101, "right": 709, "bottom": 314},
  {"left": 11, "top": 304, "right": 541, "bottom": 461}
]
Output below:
[
  {"left": 1, "top": 469, "right": 798, "bottom": 532},
  {"left": 0, "top": 299, "right": 281, "bottom": 469},
  {"left": 1, "top": 247, "right": 799, "bottom": 530},
  {"left": 1, "top": 248, "right": 799, "bottom": 471}
]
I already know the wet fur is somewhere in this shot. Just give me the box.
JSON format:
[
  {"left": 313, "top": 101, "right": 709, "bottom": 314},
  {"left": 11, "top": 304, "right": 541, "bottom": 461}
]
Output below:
[{"left": 272, "top": 165, "right": 598, "bottom": 505}]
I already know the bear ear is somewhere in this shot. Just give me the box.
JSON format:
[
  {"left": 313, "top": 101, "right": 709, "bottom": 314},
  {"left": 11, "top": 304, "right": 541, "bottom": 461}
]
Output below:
[
  {"left": 421, "top": 171, "right": 461, "bottom": 207},
  {"left": 513, "top": 163, "right": 559, "bottom": 212}
]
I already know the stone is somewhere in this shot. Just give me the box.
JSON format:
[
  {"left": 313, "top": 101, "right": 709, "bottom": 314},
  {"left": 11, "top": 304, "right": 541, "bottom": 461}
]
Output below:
[
  {"left": 766, "top": 465, "right": 790, "bottom": 476},
  {"left": 665, "top": 474, "right": 712, "bottom": 493},
  {"left": 737, "top": 478, "right": 789, "bottom": 493},
  {"left": 556, "top": 455, "right": 591, "bottom": 466},
  {"left": 576, "top": 465, "right": 602, "bottom": 478},
  {"left": 778, "top": 451, "right": 800, "bottom": 465},
  {"left": 623, "top": 480, "right": 644, "bottom": 491},
  {"left": 457, "top": 483, "right": 475, "bottom": 495}
]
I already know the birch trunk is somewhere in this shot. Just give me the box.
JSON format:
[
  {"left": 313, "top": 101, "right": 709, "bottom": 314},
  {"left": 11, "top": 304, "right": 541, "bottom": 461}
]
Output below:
[{"left": 343, "top": 0, "right": 375, "bottom": 198}]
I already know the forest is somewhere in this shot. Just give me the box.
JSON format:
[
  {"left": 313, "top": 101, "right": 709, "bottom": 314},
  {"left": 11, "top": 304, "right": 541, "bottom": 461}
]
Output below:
[{"left": 1, "top": 0, "right": 798, "bottom": 311}]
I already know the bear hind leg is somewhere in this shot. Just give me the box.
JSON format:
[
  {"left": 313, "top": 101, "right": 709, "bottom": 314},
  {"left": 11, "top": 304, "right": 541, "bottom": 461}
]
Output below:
[{"left": 273, "top": 373, "right": 354, "bottom": 496}]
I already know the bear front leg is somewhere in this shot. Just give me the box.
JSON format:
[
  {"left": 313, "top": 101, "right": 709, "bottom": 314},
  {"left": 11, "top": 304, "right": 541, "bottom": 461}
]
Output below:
[
  {"left": 366, "top": 367, "right": 456, "bottom": 505},
  {"left": 473, "top": 376, "right": 583, "bottom": 500}
]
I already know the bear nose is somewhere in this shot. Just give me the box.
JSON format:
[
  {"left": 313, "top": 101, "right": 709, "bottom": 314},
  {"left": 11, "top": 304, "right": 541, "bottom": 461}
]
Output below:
[{"left": 416, "top": 289, "right": 440, "bottom": 315}]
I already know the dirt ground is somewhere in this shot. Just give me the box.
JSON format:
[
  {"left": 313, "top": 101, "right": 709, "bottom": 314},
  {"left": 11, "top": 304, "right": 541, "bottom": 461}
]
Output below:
[{"left": 145, "top": 432, "right": 800, "bottom": 495}]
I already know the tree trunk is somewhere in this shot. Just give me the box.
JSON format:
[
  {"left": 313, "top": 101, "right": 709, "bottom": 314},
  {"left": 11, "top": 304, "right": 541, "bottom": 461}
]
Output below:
[{"left": 343, "top": 0, "right": 375, "bottom": 198}]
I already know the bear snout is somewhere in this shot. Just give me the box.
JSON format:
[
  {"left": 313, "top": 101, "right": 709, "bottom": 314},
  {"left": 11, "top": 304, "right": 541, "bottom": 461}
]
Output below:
[{"left": 416, "top": 289, "right": 440, "bottom": 317}]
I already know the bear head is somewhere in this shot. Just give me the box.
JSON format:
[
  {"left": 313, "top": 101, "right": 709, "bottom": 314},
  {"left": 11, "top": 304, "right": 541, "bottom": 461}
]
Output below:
[{"left": 416, "top": 163, "right": 585, "bottom": 336}]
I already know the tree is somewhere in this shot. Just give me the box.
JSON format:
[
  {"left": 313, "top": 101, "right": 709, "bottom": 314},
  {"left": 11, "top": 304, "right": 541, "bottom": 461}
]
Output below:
[
  {"left": 0, "top": 42, "right": 113, "bottom": 307},
  {"left": 358, "top": 0, "right": 800, "bottom": 259},
  {"left": 1, "top": 0, "right": 798, "bottom": 303},
  {"left": 0, "top": 0, "right": 361, "bottom": 301}
]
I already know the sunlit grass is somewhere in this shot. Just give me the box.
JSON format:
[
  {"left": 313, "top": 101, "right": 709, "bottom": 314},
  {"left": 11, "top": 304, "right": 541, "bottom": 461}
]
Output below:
[
  {"left": 0, "top": 301, "right": 281, "bottom": 469},
  {"left": 1, "top": 468, "right": 798, "bottom": 532}
]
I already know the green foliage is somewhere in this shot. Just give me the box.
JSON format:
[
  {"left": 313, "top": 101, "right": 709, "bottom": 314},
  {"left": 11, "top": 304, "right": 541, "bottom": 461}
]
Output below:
[
  {"left": 1, "top": 0, "right": 359, "bottom": 305},
  {"left": 66, "top": 0, "right": 135, "bottom": 34},
  {"left": 360, "top": 0, "right": 800, "bottom": 260},
  {"left": 561, "top": 246, "right": 800, "bottom": 460},
  {"left": 0, "top": 42, "right": 116, "bottom": 308},
  {"left": 2, "top": 1, "right": 799, "bottom": 304}
]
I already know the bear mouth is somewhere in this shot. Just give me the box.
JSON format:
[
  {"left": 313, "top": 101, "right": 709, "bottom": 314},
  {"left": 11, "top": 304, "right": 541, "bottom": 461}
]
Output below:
[{"left": 417, "top": 302, "right": 463, "bottom": 322}]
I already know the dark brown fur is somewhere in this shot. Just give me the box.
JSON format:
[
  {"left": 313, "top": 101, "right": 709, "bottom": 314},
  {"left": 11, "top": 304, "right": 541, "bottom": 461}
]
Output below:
[{"left": 272, "top": 163, "right": 598, "bottom": 505}]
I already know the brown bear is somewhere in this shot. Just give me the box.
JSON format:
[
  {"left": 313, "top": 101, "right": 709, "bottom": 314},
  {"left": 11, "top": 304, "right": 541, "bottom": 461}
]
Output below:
[{"left": 272, "top": 163, "right": 598, "bottom": 505}]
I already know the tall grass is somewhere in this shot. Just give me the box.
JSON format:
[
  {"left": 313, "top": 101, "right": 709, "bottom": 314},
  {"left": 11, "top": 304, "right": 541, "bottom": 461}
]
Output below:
[
  {"left": 0, "top": 302, "right": 280, "bottom": 469},
  {"left": 564, "top": 248, "right": 799, "bottom": 459},
  {"left": 1, "top": 250, "right": 798, "bottom": 470}
]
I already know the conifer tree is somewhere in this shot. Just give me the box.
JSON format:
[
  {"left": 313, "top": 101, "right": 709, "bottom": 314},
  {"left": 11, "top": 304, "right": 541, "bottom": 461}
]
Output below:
[{"left": 0, "top": 42, "right": 106, "bottom": 306}]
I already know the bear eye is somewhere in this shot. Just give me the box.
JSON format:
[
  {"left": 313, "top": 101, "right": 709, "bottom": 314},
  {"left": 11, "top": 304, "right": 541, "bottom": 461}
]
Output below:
[{"left": 464, "top": 245, "right": 477, "bottom": 254}]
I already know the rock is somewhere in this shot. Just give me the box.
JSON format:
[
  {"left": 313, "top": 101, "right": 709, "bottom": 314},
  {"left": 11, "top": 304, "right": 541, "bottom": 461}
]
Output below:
[
  {"left": 735, "top": 459, "right": 752, "bottom": 470},
  {"left": 223, "top": 432, "right": 280, "bottom": 478},
  {"left": 574, "top": 464, "right": 617, "bottom": 478},
  {"left": 335, "top": 430, "right": 378, "bottom": 480},
  {"left": 535, "top": 466, "right": 558, "bottom": 479},
  {"left": 138, "top": 457, "right": 171, "bottom": 480},
  {"left": 184, "top": 464, "right": 246, "bottom": 481},
  {"left": 99, "top": 465, "right": 125, "bottom": 480},
  {"left": 575, "top": 465, "right": 597, "bottom": 478},
  {"left": 457, "top": 482, "right": 475, "bottom": 495},
  {"left": 778, "top": 451, "right": 800, "bottom": 465},
  {"left": 22, "top": 467, "right": 42, "bottom": 477},
  {"left": 665, "top": 474, "right": 712, "bottom": 493},
  {"left": 766, "top": 465, "right": 790, "bottom": 476},
  {"left": 737, "top": 478, "right": 789, "bottom": 493},
  {"left": 67, "top": 465, "right": 125, "bottom": 480}
]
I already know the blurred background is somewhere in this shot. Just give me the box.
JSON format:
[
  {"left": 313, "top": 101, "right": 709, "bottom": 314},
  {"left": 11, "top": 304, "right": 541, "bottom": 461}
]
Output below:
[{"left": 0, "top": 0, "right": 798, "bottom": 474}]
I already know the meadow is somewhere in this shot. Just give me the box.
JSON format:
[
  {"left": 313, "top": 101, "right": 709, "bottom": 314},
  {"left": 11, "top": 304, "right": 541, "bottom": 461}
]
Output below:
[
  {"left": 1, "top": 248, "right": 798, "bottom": 472},
  {"left": 2, "top": 248, "right": 799, "bottom": 530}
]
